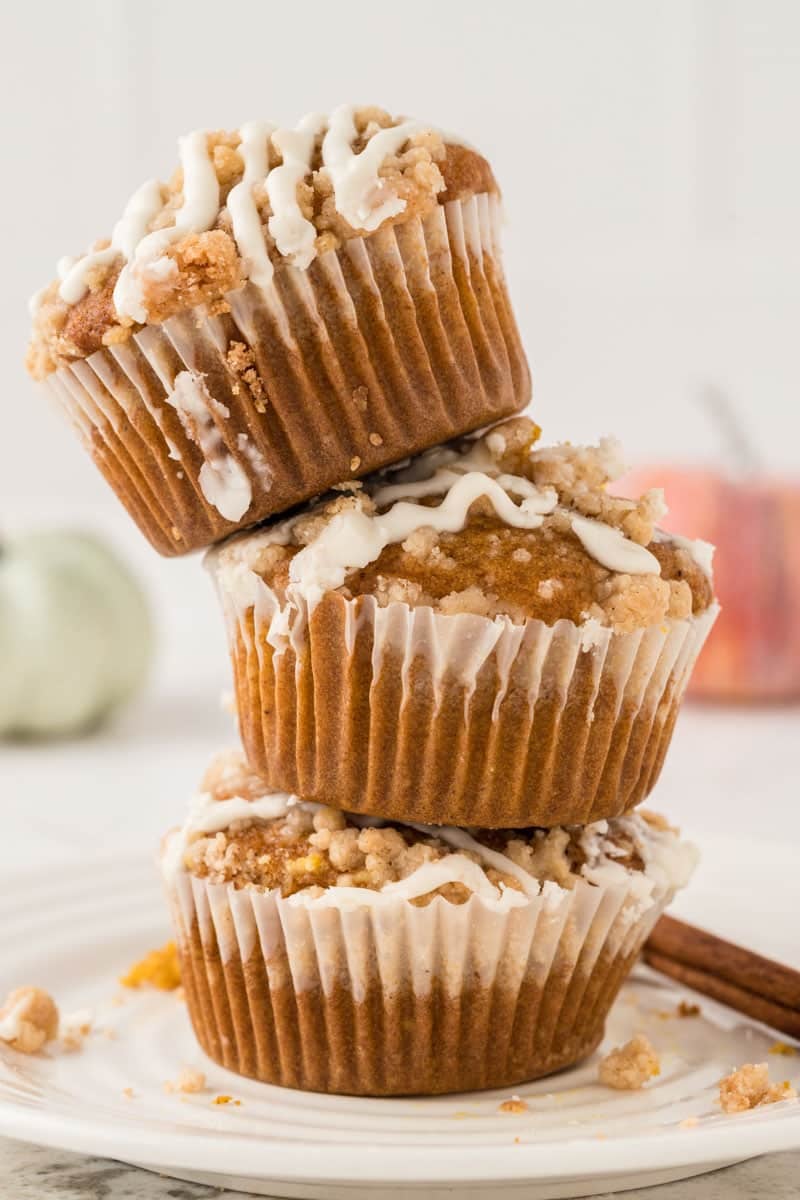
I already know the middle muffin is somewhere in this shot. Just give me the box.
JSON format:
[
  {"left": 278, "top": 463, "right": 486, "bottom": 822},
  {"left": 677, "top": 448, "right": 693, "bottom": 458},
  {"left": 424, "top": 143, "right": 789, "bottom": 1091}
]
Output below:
[{"left": 209, "top": 418, "right": 718, "bottom": 828}]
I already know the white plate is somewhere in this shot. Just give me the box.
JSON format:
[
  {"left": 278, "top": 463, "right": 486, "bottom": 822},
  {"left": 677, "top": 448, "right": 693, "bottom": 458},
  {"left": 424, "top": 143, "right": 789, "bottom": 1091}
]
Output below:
[{"left": 0, "top": 850, "right": 798, "bottom": 1199}]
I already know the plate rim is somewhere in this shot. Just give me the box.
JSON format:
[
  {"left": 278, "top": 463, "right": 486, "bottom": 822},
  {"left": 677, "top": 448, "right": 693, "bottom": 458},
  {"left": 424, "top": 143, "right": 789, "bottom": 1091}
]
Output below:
[{"left": 0, "top": 851, "right": 798, "bottom": 1185}]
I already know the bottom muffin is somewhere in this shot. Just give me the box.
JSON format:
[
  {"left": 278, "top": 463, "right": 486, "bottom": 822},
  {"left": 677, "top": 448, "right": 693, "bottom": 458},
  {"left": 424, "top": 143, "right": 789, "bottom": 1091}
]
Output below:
[{"left": 162, "top": 751, "right": 697, "bottom": 1096}]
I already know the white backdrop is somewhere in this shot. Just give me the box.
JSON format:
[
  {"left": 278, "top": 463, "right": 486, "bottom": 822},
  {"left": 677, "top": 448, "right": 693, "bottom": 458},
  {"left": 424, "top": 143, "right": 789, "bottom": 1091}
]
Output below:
[{"left": 4, "top": 0, "right": 800, "bottom": 520}]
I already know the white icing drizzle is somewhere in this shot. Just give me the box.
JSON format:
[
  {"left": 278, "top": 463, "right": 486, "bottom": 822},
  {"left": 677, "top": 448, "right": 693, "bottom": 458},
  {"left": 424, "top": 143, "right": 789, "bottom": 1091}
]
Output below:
[
  {"left": 58, "top": 180, "right": 164, "bottom": 305},
  {"left": 571, "top": 515, "right": 661, "bottom": 575},
  {"left": 662, "top": 531, "right": 716, "bottom": 579},
  {"left": 267, "top": 112, "right": 327, "bottom": 268},
  {"left": 43, "top": 108, "right": 440, "bottom": 322},
  {"left": 289, "top": 471, "right": 557, "bottom": 610},
  {"left": 113, "top": 130, "right": 221, "bottom": 322},
  {"left": 226, "top": 120, "right": 275, "bottom": 290},
  {"left": 165, "top": 372, "right": 252, "bottom": 522},
  {"left": 321, "top": 103, "right": 422, "bottom": 231},
  {"left": 164, "top": 782, "right": 697, "bottom": 915}
]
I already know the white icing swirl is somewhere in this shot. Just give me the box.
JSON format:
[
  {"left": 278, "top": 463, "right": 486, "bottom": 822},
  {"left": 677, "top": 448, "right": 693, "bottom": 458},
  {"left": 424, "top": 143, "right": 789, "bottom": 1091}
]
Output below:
[
  {"left": 163, "top": 782, "right": 698, "bottom": 915},
  {"left": 44, "top": 108, "right": 443, "bottom": 321},
  {"left": 113, "top": 130, "right": 221, "bottom": 322},
  {"left": 59, "top": 180, "right": 164, "bottom": 305},
  {"left": 571, "top": 515, "right": 661, "bottom": 575},
  {"left": 267, "top": 112, "right": 327, "bottom": 268},
  {"left": 321, "top": 103, "right": 423, "bottom": 231},
  {"left": 165, "top": 372, "right": 252, "bottom": 521},
  {"left": 226, "top": 120, "right": 275, "bottom": 290},
  {"left": 288, "top": 471, "right": 558, "bottom": 610}
]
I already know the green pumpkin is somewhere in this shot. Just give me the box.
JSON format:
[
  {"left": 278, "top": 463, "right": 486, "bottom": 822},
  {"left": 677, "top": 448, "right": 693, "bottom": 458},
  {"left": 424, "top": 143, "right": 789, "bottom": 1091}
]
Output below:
[{"left": 0, "top": 531, "right": 154, "bottom": 737}]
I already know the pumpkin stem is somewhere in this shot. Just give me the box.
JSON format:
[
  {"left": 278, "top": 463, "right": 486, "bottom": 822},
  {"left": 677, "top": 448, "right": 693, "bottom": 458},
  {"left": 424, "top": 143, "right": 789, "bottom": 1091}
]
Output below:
[{"left": 698, "top": 384, "right": 762, "bottom": 478}]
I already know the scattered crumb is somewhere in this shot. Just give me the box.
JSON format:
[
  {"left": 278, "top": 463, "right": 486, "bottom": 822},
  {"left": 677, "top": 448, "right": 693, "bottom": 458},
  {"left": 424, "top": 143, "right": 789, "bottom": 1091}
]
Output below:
[
  {"left": 165, "top": 1067, "right": 207, "bottom": 1095},
  {"left": 368, "top": 431, "right": 383, "bottom": 447},
  {"left": 122, "top": 1087, "right": 135, "bottom": 1100},
  {"left": 498, "top": 1096, "right": 530, "bottom": 1114},
  {"left": 598, "top": 1034, "right": 661, "bottom": 1090},
  {"left": 60, "top": 1009, "right": 93, "bottom": 1052},
  {"left": 679, "top": 1116, "right": 700, "bottom": 1129},
  {"left": 770, "top": 1042, "right": 798, "bottom": 1057},
  {"left": 120, "top": 942, "right": 181, "bottom": 991},
  {"left": 350, "top": 456, "right": 361, "bottom": 472},
  {"left": 213, "top": 1094, "right": 241, "bottom": 1106},
  {"left": 677, "top": 1001, "right": 701, "bottom": 1018},
  {"left": 0, "top": 987, "right": 60, "bottom": 1055},
  {"left": 719, "top": 1063, "right": 798, "bottom": 1113}
]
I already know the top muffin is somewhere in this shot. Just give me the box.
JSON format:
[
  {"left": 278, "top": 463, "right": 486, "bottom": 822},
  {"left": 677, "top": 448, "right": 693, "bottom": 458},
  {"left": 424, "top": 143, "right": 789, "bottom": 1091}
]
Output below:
[
  {"left": 28, "top": 107, "right": 493, "bottom": 376},
  {"left": 26, "top": 106, "right": 530, "bottom": 555},
  {"left": 209, "top": 418, "right": 718, "bottom": 828}
]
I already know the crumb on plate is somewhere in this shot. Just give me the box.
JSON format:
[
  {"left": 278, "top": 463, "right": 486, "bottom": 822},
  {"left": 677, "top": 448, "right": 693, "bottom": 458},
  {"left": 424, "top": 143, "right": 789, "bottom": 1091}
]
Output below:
[
  {"left": 60, "top": 1009, "right": 93, "bottom": 1051},
  {"left": 677, "top": 1001, "right": 701, "bottom": 1018},
  {"left": 213, "top": 1094, "right": 241, "bottom": 1106},
  {"left": 0, "top": 986, "right": 59, "bottom": 1054},
  {"left": 770, "top": 1042, "right": 798, "bottom": 1057},
  {"left": 120, "top": 942, "right": 181, "bottom": 991},
  {"left": 719, "top": 1063, "right": 798, "bottom": 1114},
  {"left": 598, "top": 1034, "right": 661, "bottom": 1090},
  {"left": 498, "top": 1096, "right": 529, "bottom": 1114},
  {"left": 165, "top": 1067, "right": 207, "bottom": 1095}
]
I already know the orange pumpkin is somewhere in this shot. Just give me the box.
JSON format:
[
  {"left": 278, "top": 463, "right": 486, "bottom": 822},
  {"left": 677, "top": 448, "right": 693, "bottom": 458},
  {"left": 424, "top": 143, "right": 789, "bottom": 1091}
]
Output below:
[{"left": 621, "top": 467, "right": 800, "bottom": 702}]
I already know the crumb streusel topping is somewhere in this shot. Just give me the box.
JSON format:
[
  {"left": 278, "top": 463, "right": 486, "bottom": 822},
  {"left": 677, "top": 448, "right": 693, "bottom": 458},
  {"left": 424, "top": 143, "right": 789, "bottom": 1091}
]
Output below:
[
  {"left": 163, "top": 751, "right": 697, "bottom": 910},
  {"left": 28, "top": 106, "right": 495, "bottom": 378},
  {"left": 719, "top": 1062, "right": 798, "bottom": 1113},
  {"left": 598, "top": 1034, "right": 661, "bottom": 1090},
  {"left": 212, "top": 417, "right": 715, "bottom": 635}
]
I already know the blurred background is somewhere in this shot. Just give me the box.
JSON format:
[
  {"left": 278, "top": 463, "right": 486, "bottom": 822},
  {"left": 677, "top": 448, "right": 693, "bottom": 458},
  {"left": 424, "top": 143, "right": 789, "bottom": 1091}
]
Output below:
[{"left": 1, "top": 1, "right": 798, "bottom": 909}]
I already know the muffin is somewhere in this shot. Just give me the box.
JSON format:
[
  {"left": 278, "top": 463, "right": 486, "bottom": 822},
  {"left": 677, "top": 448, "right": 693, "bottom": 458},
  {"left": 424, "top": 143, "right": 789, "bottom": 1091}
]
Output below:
[
  {"left": 27, "top": 106, "right": 530, "bottom": 556},
  {"left": 209, "top": 417, "right": 719, "bottom": 828},
  {"left": 163, "top": 750, "right": 697, "bottom": 1096}
]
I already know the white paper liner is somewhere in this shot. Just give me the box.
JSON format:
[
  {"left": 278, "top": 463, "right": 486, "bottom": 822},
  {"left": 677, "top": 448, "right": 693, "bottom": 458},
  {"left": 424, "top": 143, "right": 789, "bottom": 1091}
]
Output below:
[
  {"left": 170, "top": 862, "right": 674, "bottom": 998},
  {"left": 45, "top": 194, "right": 529, "bottom": 555},
  {"left": 164, "top": 857, "right": 681, "bottom": 1093},
  {"left": 211, "top": 555, "right": 719, "bottom": 825}
]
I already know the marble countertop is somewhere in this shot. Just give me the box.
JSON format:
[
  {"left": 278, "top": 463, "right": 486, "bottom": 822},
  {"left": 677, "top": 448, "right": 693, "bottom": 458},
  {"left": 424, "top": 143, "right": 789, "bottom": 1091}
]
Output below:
[
  {"left": 3, "top": 1138, "right": 799, "bottom": 1198},
  {"left": 1, "top": 512, "right": 798, "bottom": 1198}
]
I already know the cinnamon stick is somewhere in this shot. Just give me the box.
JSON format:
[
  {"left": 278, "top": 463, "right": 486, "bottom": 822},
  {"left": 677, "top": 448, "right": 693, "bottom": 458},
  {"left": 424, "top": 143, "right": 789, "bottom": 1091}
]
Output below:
[{"left": 643, "top": 915, "right": 800, "bottom": 1039}]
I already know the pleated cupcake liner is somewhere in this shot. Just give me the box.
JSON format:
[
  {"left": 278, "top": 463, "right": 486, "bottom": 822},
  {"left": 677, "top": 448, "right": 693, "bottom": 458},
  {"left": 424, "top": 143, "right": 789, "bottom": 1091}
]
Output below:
[
  {"left": 45, "top": 193, "right": 530, "bottom": 556},
  {"left": 210, "top": 565, "right": 718, "bottom": 827},
  {"left": 165, "top": 859, "right": 676, "bottom": 1096}
]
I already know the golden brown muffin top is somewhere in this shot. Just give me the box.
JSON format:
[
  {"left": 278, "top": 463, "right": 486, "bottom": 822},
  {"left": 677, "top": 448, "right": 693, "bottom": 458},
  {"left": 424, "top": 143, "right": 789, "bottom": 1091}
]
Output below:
[
  {"left": 27, "top": 106, "right": 497, "bottom": 378},
  {"left": 219, "top": 417, "right": 715, "bottom": 635}
]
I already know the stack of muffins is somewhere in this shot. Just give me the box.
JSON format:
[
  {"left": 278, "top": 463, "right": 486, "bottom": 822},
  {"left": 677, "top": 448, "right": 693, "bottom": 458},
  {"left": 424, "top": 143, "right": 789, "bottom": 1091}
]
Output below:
[{"left": 28, "top": 105, "right": 718, "bottom": 1096}]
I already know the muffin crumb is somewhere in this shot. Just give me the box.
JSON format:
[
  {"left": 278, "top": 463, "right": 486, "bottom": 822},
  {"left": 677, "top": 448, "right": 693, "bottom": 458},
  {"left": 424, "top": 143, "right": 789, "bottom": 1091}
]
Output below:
[
  {"left": 120, "top": 942, "right": 181, "bottom": 991},
  {"left": 770, "top": 1042, "right": 798, "bottom": 1057},
  {"left": 498, "top": 1096, "right": 530, "bottom": 1114},
  {"left": 165, "top": 1067, "right": 207, "bottom": 1095},
  {"left": 677, "top": 1001, "right": 700, "bottom": 1018},
  {"left": 60, "top": 1010, "right": 94, "bottom": 1051},
  {"left": 598, "top": 1034, "right": 661, "bottom": 1090},
  {"left": 0, "top": 987, "right": 60, "bottom": 1055},
  {"left": 226, "top": 341, "right": 267, "bottom": 411},
  {"left": 719, "top": 1063, "right": 798, "bottom": 1113}
]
